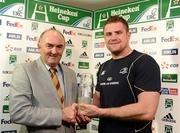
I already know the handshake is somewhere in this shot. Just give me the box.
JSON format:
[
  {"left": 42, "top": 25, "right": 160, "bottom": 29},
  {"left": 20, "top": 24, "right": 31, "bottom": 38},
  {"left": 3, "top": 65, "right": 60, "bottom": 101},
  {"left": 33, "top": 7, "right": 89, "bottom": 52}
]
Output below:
[{"left": 62, "top": 103, "right": 100, "bottom": 125}]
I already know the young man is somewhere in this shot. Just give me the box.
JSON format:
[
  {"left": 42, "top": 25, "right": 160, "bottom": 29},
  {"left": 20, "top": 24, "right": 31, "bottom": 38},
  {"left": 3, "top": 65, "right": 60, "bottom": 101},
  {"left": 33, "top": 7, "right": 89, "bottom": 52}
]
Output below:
[
  {"left": 78, "top": 16, "right": 161, "bottom": 133},
  {"left": 9, "top": 27, "right": 88, "bottom": 133}
]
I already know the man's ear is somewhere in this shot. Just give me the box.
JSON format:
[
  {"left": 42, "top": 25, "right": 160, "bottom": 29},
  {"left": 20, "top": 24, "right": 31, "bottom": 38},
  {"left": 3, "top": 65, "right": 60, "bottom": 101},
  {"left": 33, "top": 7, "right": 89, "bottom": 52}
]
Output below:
[
  {"left": 37, "top": 42, "right": 41, "bottom": 49},
  {"left": 37, "top": 44, "right": 40, "bottom": 48},
  {"left": 128, "top": 31, "right": 131, "bottom": 38}
]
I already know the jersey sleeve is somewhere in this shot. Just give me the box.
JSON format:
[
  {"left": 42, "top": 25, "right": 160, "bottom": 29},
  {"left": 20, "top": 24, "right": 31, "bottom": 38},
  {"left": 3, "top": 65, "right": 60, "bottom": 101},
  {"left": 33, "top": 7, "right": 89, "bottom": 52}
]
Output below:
[{"left": 133, "top": 55, "right": 161, "bottom": 94}]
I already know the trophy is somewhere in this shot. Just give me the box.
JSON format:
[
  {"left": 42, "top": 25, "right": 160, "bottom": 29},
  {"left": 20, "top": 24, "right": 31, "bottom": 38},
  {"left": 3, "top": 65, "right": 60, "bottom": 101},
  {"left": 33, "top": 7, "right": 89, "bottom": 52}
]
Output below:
[{"left": 78, "top": 73, "right": 94, "bottom": 104}]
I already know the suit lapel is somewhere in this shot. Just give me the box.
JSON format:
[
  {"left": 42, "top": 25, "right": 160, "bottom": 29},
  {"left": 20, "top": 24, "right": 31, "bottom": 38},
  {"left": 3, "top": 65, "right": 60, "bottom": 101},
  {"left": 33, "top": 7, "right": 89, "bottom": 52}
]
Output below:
[
  {"left": 36, "top": 58, "right": 61, "bottom": 106},
  {"left": 60, "top": 64, "right": 75, "bottom": 107},
  {"left": 60, "top": 64, "right": 68, "bottom": 107}
]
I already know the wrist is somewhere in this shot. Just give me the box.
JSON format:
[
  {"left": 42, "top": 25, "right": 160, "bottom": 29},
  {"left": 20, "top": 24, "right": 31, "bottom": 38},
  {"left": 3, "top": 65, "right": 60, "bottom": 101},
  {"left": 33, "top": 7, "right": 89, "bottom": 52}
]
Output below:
[{"left": 98, "top": 108, "right": 105, "bottom": 117}]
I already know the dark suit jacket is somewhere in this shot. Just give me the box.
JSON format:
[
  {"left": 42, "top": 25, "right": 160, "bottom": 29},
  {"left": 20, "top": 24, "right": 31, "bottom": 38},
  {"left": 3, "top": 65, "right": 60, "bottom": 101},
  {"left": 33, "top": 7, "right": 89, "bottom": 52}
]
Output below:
[{"left": 9, "top": 57, "right": 78, "bottom": 133}]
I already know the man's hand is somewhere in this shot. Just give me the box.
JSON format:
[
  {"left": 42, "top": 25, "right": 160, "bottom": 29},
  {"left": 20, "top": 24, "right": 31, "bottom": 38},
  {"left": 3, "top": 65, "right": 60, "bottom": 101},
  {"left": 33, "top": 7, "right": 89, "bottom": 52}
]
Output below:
[
  {"left": 74, "top": 103, "right": 91, "bottom": 124},
  {"left": 77, "top": 103, "right": 100, "bottom": 118},
  {"left": 62, "top": 103, "right": 91, "bottom": 125},
  {"left": 62, "top": 104, "right": 77, "bottom": 124}
]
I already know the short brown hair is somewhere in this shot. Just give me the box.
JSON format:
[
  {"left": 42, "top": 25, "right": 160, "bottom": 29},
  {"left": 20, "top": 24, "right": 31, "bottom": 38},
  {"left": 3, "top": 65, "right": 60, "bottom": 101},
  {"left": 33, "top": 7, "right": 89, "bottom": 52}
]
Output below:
[{"left": 104, "top": 16, "right": 129, "bottom": 32}]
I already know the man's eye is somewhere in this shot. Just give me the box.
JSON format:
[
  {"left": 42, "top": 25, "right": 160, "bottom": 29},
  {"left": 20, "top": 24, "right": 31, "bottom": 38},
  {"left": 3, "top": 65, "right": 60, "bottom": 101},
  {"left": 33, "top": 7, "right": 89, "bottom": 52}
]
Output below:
[
  {"left": 47, "top": 44, "right": 53, "bottom": 48},
  {"left": 105, "top": 32, "right": 111, "bottom": 36},
  {"left": 57, "top": 44, "right": 64, "bottom": 49},
  {"left": 116, "top": 31, "right": 122, "bottom": 34}
]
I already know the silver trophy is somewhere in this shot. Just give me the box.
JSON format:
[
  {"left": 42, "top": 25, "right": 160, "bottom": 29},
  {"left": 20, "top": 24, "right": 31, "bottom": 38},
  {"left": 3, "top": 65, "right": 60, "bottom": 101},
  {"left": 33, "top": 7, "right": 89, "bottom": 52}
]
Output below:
[{"left": 78, "top": 73, "right": 94, "bottom": 104}]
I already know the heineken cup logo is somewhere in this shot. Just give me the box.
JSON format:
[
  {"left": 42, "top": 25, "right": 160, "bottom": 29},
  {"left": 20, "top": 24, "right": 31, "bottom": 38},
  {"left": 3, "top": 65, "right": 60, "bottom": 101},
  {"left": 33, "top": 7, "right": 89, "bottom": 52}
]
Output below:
[
  {"left": 31, "top": 4, "right": 49, "bottom": 22},
  {"left": 166, "top": 0, "right": 180, "bottom": 18}
]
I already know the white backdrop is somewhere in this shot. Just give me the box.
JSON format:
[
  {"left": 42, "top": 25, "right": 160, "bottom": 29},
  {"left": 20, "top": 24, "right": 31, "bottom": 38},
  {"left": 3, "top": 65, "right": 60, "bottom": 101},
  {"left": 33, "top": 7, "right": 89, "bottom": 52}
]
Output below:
[{"left": 0, "top": 5, "right": 180, "bottom": 133}]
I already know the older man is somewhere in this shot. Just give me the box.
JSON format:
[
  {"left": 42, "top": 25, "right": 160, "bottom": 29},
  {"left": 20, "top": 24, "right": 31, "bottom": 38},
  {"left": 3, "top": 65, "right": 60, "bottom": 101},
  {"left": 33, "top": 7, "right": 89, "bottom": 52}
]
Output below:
[{"left": 10, "top": 27, "right": 82, "bottom": 133}]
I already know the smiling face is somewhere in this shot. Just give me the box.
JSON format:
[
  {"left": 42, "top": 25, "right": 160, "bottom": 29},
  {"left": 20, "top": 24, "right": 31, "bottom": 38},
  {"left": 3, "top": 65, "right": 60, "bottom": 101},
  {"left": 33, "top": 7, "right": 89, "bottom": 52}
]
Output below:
[
  {"left": 104, "top": 22, "right": 131, "bottom": 59},
  {"left": 38, "top": 30, "right": 65, "bottom": 67}
]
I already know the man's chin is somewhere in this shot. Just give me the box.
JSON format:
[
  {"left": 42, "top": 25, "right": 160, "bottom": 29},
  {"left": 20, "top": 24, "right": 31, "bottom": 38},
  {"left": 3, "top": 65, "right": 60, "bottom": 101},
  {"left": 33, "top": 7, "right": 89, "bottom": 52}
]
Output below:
[{"left": 47, "top": 62, "right": 59, "bottom": 67}]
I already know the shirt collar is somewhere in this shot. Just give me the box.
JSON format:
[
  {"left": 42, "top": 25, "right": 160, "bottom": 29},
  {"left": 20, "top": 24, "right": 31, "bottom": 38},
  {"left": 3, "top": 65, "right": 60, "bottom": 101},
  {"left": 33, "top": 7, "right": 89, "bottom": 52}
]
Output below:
[{"left": 44, "top": 64, "right": 62, "bottom": 74}]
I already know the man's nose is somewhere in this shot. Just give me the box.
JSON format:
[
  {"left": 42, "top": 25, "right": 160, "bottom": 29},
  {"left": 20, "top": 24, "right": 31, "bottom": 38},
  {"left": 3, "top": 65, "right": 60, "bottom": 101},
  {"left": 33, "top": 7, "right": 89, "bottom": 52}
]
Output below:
[
  {"left": 110, "top": 33, "right": 118, "bottom": 40},
  {"left": 51, "top": 47, "right": 58, "bottom": 54}
]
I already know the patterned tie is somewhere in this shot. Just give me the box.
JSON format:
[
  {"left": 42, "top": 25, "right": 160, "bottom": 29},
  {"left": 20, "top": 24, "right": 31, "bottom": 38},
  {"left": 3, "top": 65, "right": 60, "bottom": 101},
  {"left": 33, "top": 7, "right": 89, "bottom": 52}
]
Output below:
[{"left": 50, "top": 68, "right": 64, "bottom": 108}]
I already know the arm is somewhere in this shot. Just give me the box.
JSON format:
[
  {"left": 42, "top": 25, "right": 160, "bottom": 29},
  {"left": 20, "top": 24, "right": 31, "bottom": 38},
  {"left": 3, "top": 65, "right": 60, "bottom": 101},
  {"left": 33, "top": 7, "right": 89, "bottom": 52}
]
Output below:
[
  {"left": 79, "top": 91, "right": 160, "bottom": 121},
  {"left": 9, "top": 64, "right": 76, "bottom": 126},
  {"left": 93, "top": 91, "right": 100, "bottom": 107},
  {"left": 98, "top": 91, "right": 160, "bottom": 120}
]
